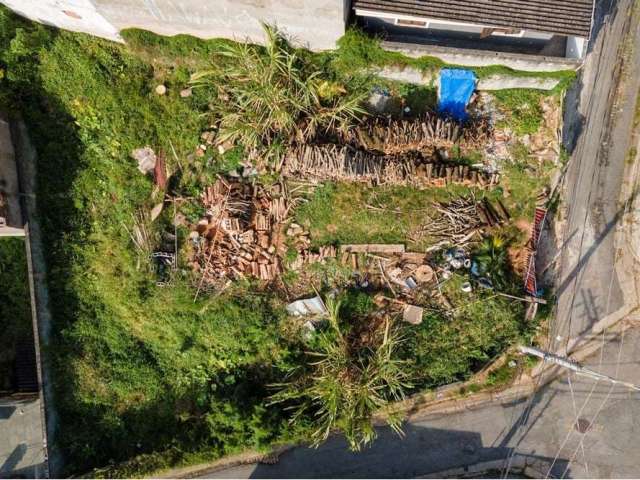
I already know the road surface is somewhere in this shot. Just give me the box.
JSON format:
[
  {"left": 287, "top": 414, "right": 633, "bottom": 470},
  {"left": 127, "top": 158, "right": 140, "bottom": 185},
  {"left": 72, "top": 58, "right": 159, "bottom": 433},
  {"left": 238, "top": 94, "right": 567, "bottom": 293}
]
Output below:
[{"left": 552, "top": 0, "right": 640, "bottom": 351}]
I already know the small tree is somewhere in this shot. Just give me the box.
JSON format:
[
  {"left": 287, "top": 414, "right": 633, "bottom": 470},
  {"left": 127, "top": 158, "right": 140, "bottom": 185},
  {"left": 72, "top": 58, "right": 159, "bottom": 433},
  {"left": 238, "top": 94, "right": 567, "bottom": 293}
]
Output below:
[
  {"left": 473, "top": 235, "right": 509, "bottom": 289},
  {"left": 190, "top": 25, "right": 364, "bottom": 151},
  {"left": 270, "top": 298, "right": 411, "bottom": 451}
]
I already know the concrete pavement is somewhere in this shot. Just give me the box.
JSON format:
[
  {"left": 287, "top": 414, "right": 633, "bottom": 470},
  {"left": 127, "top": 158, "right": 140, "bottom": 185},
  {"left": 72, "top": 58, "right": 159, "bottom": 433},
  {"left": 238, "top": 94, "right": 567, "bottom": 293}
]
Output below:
[
  {"left": 0, "top": 397, "right": 46, "bottom": 478},
  {"left": 552, "top": 0, "right": 640, "bottom": 352}
]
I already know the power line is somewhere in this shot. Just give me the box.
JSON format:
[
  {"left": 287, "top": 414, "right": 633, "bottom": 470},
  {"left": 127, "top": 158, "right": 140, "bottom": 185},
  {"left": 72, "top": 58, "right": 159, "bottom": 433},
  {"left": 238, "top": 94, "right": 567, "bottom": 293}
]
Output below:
[{"left": 517, "top": 345, "right": 640, "bottom": 391}]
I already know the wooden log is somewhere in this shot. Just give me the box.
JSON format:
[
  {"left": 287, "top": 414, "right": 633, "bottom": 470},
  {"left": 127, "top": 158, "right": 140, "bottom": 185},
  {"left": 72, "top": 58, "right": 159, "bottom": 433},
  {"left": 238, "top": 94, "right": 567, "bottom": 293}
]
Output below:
[{"left": 496, "top": 199, "right": 511, "bottom": 221}]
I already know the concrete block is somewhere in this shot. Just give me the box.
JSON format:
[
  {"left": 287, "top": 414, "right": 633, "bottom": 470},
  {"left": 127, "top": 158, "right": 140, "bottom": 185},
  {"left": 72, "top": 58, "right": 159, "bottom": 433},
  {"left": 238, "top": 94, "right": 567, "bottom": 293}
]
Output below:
[
  {"left": 478, "top": 75, "right": 561, "bottom": 91},
  {"left": 375, "top": 65, "right": 560, "bottom": 91},
  {"left": 382, "top": 41, "right": 581, "bottom": 73}
]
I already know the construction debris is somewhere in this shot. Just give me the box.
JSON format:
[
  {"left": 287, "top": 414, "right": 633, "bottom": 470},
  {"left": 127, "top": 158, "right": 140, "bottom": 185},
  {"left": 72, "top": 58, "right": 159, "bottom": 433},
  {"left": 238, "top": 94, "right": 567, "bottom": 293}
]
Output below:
[
  {"left": 132, "top": 147, "right": 156, "bottom": 174},
  {"left": 154, "top": 151, "right": 168, "bottom": 188},
  {"left": 283, "top": 145, "right": 499, "bottom": 188},
  {"left": 340, "top": 244, "right": 405, "bottom": 254},
  {"left": 286, "top": 295, "right": 327, "bottom": 317},
  {"left": 403, "top": 304, "right": 424, "bottom": 325},
  {"left": 416, "top": 196, "right": 510, "bottom": 244},
  {"left": 190, "top": 177, "right": 295, "bottom": 286}
]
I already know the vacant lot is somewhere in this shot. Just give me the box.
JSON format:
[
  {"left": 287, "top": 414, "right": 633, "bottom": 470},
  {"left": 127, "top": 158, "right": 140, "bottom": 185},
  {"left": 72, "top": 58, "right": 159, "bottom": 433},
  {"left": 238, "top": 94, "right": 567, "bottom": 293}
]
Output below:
[{"left": 0, "top": 7, "right": 563, "bottom": 477}]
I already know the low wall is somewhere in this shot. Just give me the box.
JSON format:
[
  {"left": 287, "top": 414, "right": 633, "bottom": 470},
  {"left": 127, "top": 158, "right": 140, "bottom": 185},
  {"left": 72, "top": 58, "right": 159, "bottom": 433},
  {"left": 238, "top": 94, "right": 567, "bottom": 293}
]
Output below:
[
  {"left": 375, "top": 66, "right": 561, "bottom": 91},
  {"left": 0, "top": 112, "right": 24, "bottom": 236},
  {"left": 382, "top": 41, "right": 581, "bottom": 73}
]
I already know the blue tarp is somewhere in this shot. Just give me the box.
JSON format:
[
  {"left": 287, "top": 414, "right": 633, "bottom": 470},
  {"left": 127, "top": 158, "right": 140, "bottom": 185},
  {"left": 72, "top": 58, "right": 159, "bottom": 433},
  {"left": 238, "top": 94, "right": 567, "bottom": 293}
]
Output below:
[{"left": 438, "top": 69, "right": 477, "bottom": 122}]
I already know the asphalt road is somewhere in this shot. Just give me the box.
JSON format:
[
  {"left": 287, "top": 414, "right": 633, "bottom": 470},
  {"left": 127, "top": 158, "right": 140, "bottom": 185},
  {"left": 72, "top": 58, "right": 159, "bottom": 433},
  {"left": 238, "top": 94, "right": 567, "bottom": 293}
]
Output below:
[
  {"left": 203, "top": 324, "right": 640, "bottom": 479},
  {"left": 552, "top": 0, "right": 639, "bottom": 351},
  {"left": 202, "top": 0, "right": 640, "bottom": 477}
]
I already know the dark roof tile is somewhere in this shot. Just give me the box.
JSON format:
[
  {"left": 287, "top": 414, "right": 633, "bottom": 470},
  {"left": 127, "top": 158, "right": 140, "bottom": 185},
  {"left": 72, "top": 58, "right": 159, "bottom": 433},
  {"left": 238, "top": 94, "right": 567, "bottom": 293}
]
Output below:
[{"left": 353, "top": 0, "right": 594, "bottom": 37}]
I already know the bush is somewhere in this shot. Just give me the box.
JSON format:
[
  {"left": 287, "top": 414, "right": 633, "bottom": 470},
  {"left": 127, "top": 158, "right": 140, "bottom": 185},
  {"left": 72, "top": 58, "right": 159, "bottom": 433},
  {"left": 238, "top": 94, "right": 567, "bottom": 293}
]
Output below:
[
  {"left": 190, "top": 24, "right": 364, "bottom": 151},
  {"left": 271, "top": 297, "right": 411, "bottom": 451}
]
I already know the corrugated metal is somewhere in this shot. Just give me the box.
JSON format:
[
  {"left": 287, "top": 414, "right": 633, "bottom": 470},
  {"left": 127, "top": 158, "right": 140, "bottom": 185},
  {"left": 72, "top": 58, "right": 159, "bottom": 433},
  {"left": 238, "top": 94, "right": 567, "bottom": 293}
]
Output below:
[{"left": 353, "top": 0, "right": 594, "bottom": 38}]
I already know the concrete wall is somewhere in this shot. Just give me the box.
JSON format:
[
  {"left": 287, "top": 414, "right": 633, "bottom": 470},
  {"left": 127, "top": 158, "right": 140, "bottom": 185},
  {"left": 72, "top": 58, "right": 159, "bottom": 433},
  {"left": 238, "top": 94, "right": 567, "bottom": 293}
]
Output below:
[
  {"left": 0, "top": 0, "right": 346, "bottom": 50},
  {"left": 375, "top": 66, "right": 561, "bottom": 91},
  {"left": 0, "top": 0, "right": 122, "bottom": 42},
  {"left": 566, "top": 36, "right": 587, "bottom": 59},
  {"left": 382, "top": 41, "right": 581, "bottom": 72},
  {"left": 0, "top": 113, "right": 24, "bottom": 237}
]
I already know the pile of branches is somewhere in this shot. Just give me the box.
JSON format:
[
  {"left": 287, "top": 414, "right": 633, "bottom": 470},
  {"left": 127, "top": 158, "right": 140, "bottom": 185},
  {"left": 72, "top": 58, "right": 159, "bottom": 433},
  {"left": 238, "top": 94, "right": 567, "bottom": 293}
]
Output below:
[
  {"left": 341, "top": 114, "right": 492, "bottom": 154},
  {"left": 190, "top": 178, "right": 296, "bottom": 286},
  {"left": 419, "top": 196, "right": 510, "bottom": 244},
  {"left": 283, "top": 145, "right": 498, "bottom": 188}
]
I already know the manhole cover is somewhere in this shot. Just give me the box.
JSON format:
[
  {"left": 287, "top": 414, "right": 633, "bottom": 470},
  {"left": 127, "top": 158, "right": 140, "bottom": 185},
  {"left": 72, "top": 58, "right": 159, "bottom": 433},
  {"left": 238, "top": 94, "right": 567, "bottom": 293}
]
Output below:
[{"left": 575, "top": 418, "right": 591, "bottom": 433}]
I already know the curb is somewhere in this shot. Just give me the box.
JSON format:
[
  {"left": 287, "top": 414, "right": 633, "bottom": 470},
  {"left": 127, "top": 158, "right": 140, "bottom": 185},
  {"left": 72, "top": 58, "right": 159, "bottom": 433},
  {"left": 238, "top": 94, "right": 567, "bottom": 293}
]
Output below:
[{"left": 154, "top": 445, "right": 294, "bottom": 479}]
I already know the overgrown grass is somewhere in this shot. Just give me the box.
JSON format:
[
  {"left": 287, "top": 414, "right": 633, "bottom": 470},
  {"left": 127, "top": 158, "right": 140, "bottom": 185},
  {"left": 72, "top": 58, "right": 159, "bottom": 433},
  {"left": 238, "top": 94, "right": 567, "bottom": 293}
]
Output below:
[
  {"left": 0, "top": 7, "right": 546, "bottom": 476},
  {"left": 0, "top": 8, "right": 303, "bottom": 475},
  {"left": 330, "top": 28, "right": 576, "bottom": 83},
  {"left": 493, "top": 89, "right": 546, "bottom": 135},
  {"left": 0, "top": 238, "right": 33, "bottom": 392},
  {"left": 295, "top": 182, "right": 484, "bottom": 250}
]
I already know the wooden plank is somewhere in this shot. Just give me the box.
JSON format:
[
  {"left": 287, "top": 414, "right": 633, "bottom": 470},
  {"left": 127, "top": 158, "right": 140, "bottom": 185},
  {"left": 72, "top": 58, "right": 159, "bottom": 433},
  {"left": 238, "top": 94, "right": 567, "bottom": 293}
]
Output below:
[{"left": 340, "top": 244, "right": 405, "bottom": 254}]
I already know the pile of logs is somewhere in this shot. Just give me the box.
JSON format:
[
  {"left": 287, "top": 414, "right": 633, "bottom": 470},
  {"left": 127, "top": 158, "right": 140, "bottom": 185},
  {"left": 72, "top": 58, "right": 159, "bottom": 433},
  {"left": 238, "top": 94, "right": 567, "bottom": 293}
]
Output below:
[
  {"left": 415, "top": 162, "right": 499, "bottom": 187},
  {"left": 190, "top": 178, "right": 292, "bottom": 284},
  {"left": 283, "top": 145, "right": 498, "bottom": 188},
  {"left": 342, "top": 114, "right": 492, "bottom": 154},
  {"left": 420, "top": 197, "right": 510, "bottom": 243}
]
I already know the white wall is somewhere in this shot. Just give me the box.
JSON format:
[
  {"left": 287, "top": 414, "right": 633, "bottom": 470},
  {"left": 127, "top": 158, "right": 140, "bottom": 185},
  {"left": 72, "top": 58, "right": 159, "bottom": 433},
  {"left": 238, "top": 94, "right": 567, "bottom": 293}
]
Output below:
[
  {"left": 566, "top": 36, "right": 587, "bottom": 59},
  {"left": 0, "top": 0, "right": 122, "bottom": 42},
  {"left": 357, "top": 10, "right": 556, "bottom": 43},
  {"left": 1, "top": 0, "right": 347, "bottom": 50}
]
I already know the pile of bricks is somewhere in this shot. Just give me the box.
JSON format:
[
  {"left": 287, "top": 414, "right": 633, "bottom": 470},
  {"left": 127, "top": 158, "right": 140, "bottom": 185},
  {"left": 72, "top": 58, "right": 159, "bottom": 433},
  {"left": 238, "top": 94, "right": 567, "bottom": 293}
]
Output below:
[{"left": 190, "top": 178, "right": 291, "bottom": 283}]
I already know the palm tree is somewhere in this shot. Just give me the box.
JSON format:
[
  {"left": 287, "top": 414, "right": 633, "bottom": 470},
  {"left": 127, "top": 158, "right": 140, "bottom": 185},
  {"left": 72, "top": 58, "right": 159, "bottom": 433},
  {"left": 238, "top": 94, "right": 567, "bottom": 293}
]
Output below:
[
  {"left": 270, "top": 297, "right": 411, "bottom": 451},
  {"left": 190, "top": 25, "right": 364, "bottom": 152}
]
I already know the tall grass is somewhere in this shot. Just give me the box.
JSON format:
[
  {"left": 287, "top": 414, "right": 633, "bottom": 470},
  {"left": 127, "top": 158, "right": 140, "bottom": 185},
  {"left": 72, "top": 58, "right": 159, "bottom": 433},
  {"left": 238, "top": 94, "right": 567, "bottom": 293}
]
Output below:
[
  {"left": 270, "top": 297, "right": 411, "bottom": 451},
  {"left": 191, "top": 25, "right": 365, "bottom": 151}
]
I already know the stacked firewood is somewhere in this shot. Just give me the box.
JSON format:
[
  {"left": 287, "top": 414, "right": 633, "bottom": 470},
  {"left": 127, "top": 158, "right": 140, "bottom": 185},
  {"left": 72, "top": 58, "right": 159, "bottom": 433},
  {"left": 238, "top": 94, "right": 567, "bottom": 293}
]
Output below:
[
  {"left": 342, "top": 114, "right": 492, "bottom": 154},
  {"left": 419, "top": 197, "right": 510, "bottom": 243},
  {"left": 191, "top": 178, "right": 293, "bottom": 283},
  {"left": 283, "top": 145, "right": 413, "bottom": 186},
  {"left": 283, "top": 145, "right": 498, "bottom": 188}
]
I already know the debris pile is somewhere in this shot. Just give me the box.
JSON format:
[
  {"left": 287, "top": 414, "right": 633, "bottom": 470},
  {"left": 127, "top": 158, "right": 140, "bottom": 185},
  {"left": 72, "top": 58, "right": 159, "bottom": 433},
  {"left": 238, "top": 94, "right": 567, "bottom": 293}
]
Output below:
[
  {"left": 344, "top": 114, "right": 492, "bottom": 154},
  {"left": 417, "top": 197, "right": 510, "bottom": 245},
  {"left": 190, "top": 178, "right": 293, "bottom": 284},
  {"left": 283, "top": 145, "right": 499, "bottom": 188}
]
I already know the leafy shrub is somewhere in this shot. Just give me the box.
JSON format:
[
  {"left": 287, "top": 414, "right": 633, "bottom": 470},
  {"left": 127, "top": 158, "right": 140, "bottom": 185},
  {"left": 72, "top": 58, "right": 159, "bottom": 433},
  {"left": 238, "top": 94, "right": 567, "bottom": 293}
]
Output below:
[{"left": 271, "top": 297, "right": 411, "bottom": 451}]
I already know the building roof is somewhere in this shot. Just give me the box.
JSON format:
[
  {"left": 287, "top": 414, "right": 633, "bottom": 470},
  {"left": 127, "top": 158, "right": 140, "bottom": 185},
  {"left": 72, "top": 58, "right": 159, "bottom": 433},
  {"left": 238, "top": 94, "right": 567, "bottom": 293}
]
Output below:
[{"left": 352, "top": 0, "right": 594, "bottom": 38}]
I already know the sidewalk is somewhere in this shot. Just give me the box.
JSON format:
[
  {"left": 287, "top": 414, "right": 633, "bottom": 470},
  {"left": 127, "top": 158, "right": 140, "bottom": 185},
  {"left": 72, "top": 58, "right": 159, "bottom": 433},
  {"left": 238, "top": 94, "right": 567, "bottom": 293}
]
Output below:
[{"left": 0, "top": 396, "right": 46, "bottom": 478}]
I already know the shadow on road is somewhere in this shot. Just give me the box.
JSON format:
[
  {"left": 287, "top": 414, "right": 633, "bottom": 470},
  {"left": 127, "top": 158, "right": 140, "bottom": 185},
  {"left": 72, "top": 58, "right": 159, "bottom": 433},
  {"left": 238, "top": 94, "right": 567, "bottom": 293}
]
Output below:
[
  {"left": 230, "top": 423, "right": 570, "bottom": 479},
  {"left": 0, "top": 406, "right": 16, "bottom": 420}
]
